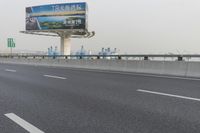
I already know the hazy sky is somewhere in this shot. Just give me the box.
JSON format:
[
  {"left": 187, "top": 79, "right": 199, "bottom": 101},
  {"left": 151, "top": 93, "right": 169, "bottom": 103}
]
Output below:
[{"left": 1, "top": 0, "right": 200, "bottom": 54}]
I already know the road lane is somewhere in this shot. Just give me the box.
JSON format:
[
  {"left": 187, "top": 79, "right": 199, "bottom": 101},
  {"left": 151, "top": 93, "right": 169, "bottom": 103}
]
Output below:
[{"left": 0, "top": 63, "right": 200, "bottom": 132}]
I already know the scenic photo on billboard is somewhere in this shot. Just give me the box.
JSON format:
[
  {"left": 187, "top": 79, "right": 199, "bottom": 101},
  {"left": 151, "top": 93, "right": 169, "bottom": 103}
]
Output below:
[{"left": 26, "top": 2, "right": 87, "bottom": 31}]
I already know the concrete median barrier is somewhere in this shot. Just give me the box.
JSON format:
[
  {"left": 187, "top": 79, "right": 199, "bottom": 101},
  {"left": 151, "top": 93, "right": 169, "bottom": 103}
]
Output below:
[{"left": 1, "top": 58, "right": 200, "bottom": 78}]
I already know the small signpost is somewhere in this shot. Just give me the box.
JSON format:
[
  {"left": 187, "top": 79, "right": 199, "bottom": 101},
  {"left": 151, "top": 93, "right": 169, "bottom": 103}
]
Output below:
[{"left": 7, "top": 38, "right": 15, "bottom": 55}]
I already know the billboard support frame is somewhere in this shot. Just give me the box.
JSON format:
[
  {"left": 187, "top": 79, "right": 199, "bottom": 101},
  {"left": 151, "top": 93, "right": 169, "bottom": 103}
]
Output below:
[
  {"left": 20, "top": 29, "right": 95, "bottom": 38},
  {"left": 20, "top": 29, "right": 95, "bottom": 55}
]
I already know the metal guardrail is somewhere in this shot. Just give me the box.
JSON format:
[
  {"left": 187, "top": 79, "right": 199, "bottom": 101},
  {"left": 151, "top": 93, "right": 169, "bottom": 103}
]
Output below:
[{"left": 1, "top": 54, "right": 200, "bottom": 61}]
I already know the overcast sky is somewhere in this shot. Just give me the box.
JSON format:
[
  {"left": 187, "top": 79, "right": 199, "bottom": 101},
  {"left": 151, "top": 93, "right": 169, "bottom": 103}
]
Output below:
[{"left": 1, "top": 0, "right": 200, "bottom": 54}]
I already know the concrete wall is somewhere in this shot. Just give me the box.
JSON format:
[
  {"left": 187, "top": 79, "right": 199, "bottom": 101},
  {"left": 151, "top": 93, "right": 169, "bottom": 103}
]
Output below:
[{"left": 0, "top": 58, "right": 200, "bottom": 78}]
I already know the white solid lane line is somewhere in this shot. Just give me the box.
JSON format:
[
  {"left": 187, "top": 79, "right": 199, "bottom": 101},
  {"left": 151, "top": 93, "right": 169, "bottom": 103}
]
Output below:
[
  {"left": 61, "top": 67, "right": 200, "bottom": 81},
  {"left": 5, "top": 69, "right": 16, "bottom": 72},
  {"left": 43, "top": 74, "right": 67, "bottom": 80},
  {"left": 137, "top": 89, "right": 200, "bottom": 102},
  {"left": 132, "top": 73, "right": 200, "bottom": 81},
  {"left": 5, "top": 113, "right": 44, "bottom": 133}
]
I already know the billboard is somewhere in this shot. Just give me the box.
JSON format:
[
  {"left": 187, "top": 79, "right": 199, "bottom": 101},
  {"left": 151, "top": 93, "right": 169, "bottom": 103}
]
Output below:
[{"left": 26, "top": 2, "right": 87, "bottom": 31}]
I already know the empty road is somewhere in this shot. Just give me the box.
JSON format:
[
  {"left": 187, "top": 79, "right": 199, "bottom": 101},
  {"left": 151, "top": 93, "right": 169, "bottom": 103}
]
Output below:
[{"left": 0, "top": 63, "right": 200, "bottom": 133}]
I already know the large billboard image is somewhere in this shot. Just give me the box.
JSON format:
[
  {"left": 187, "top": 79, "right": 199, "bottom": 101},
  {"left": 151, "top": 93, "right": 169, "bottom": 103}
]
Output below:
[{"left": 26, "top": 2, "right": 87, "bottom": 31}]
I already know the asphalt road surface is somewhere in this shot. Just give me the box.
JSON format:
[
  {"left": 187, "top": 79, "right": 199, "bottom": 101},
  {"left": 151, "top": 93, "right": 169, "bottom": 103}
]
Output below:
[{"left": 0, "top": 63, "right": 200, "bottom": 133}]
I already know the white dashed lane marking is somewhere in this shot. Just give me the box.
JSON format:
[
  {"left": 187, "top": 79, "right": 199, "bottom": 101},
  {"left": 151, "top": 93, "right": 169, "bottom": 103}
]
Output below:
[
  {"left": 5, "top": 69, "right": 16, "bottom": 72},
  {"left": 5, "top": 113, "right": 45, "bottom": 133},
  {"left": 43, "top": 74, "right": 67, "bottom": 80}
]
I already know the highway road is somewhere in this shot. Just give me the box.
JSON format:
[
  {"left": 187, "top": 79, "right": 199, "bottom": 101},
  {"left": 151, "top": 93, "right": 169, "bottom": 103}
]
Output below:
[{"left": 0, "top": 63, "right": 200, "bottom": 133}]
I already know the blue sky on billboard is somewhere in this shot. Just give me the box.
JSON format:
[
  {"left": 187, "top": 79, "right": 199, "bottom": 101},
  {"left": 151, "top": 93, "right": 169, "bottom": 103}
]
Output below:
[
  {"left": 1, "top": 0, "right": 200, "bottom": 54},
  {"left": 30, "top": 3, "right": 86, "bottom": 13}
]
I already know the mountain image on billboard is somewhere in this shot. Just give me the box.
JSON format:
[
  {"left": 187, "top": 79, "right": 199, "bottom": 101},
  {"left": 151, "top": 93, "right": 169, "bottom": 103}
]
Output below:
[{"left": 26, "top": 2, "right": 87, "bottom": 31}]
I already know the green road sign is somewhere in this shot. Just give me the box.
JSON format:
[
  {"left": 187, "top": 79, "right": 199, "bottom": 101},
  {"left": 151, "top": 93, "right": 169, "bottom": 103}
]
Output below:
[{"left": 7, "top": 38, "right": 15, "bottom": 48}]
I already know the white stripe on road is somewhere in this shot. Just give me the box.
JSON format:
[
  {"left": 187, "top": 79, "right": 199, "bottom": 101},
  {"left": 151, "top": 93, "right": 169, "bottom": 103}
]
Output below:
[
  {"left": 59, "top": 67, "right": 200, "bottom": 81},
  {"left": 5, "top": 113, "right": 44, "bottom": 133},
  {"left": 137, "top": 89, "right": 200, "bottom": 102},
  {"left": 5, "top": 69, "right": 16, "bottom": 72},
  {"left": 133, "top": 73, "right": 200, "bottom": 81},
  {"left": 43, "top": 75, "right": 66, "bottom": 80}
]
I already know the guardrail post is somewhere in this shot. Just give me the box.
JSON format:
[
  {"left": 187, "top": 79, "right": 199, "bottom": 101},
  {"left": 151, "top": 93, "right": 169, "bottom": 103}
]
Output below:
[
  {"left": 118, "top": 56, "right": 122, "bottom": 60},
  {"left": 178, "top": 56, "right": 183, "bottom": 61},
  {"left": 144, "top": 56, "right": 148, "bottom": 60}
]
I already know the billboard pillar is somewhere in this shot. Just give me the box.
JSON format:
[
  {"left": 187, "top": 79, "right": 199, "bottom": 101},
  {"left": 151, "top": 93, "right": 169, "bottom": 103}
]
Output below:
[{"left": 60, "top": 37, "right": 71, "bottom": 55}]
